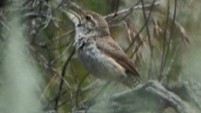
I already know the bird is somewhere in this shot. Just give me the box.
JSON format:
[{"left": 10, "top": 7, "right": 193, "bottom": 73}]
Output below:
[{"left": 66, "top": 9, "right": 140, "bottom": 88}]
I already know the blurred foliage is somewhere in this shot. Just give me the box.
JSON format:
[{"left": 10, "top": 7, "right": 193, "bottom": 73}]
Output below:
[{"left": 0, "top": 0, "right": 201, "bottom": 113}]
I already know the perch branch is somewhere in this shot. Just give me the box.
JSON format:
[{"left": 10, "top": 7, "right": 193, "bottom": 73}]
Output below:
[{"left": 112, "top": 80, "right": 198, "bottom": 113}]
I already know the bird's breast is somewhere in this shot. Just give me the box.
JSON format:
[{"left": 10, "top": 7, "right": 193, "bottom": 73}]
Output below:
[{"left": 76, "top": 37, "right": 126, "bottom": 81}]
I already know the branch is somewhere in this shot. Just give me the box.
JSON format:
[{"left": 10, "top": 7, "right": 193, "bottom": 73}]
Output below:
[
  {"left": 104, "top": 1, "right": 160, "bottom": 19},
  {"left": 112, "top": 81, "right": 198, "bottom": 113},
  {"left": 54, "top": 48, "right": 75, "bottom": 110},
  {"left": 76, "top": 80, "right": 200, "bottom": 113},
  {"left": 68, "top": 1, "right": 160, "bottom": 20}
]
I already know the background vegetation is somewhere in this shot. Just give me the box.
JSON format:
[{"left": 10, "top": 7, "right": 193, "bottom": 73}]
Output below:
[{"left": 0, "top": 0, "right": 201, "bottom": 113}]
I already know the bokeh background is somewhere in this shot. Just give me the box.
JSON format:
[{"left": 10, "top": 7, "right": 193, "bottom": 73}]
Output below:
[{"left": 0, "top": 0, "right": 201, "bottom": 113}]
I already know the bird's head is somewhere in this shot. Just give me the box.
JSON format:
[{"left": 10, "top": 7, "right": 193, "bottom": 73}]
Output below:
[{"left": 66, "top": 10, "right": 110, "bottom": 37}]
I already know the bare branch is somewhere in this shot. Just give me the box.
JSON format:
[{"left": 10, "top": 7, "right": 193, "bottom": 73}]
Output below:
[
  {"left": 54, "top": 48, "right": 76, "bottom": 110},
  {"left": 104, "top": 1, "right": 160, "bottom": 19},
  {"left": 77, "top": 80, "right": 200, "bottom": 113}
]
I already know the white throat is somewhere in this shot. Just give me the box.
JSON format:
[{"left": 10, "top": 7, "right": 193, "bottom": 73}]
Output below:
[{"left": 74, "top": 30, "right": 96, "bottom": 49}]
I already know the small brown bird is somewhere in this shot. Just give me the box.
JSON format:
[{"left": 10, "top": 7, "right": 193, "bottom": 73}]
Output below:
[{"left": 66, "top": 9, "right": 140, "bottom": 88}]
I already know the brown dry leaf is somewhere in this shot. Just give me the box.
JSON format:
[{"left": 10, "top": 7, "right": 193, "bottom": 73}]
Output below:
[
  {"left": 124, "top": 19, "right": 144, "bottom": 65},
  {"left": 153, "top": 19, "right": 163, "bottom": 39},
  {"left": 174, "top": 20, "right": 191, "bottom": 44}
]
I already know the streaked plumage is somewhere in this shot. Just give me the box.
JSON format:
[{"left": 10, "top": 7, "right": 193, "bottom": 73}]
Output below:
[{"left": 67, "top": 10, "right": 140, "bottom": 87}]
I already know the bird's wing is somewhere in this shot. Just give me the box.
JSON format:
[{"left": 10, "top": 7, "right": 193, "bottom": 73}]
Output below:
[{"left": 95, "top": 36, "right": 140, "bottom": 78}]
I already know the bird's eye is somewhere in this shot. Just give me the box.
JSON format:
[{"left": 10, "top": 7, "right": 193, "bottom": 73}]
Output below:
[{"left": 85, "top": 15, "right": 91, "bottom": 20}]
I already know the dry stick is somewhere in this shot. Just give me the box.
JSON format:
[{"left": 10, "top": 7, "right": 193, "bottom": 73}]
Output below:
[
  {"left": 122, "top": 20, "right": 143, "bottom": 58},
  {"left": 75, "top": 73, "right": 90, "bottom": 108},
  {"left": 50, "top": 43, "right": 72, "bottom": 68},
  {"left": 127, "top": 1, "right": 159, "bottom": 52},
  {"left": 158, "top": 0, "right": 170, "bottom": 81},
  {"left": 164, "top": 0, "right": 178, "bottom": 77},
  {"left": 42, "top": 7, "right": 52, "bottom": 29},
  {"left": 29, "top": 45, "right": 61, "bottom": 76},
  {"left": 141, "top": 0, "right": 155, "bottom": 79},
  {"left": 112, "top": 0, "right": 120, "bottom": 18},
  {"left": 104, "top": 1, "right": 160, "bottom": 19},
  {"left": 81, "top": 82, "right": 112, "bottom": 111},
  {"left": 54, "top": 48, "right": 76, "bottom": 110},
  {"left": 125, "top": 21, "right": 146, "bottom": 53},
  {"left": 126, "top": 1, "right": 157, "bottom": 58},
  {"left": 158, "top": 0, "right": 177, "bottom": 81},
  {"left": 70, "top": 2, "right": 83, "bottom": 12},
  {"left": 130, "top": 37, "right": 143, "bottom": 58},
  {"left": 56, "top": 80, "right": 99, "bottom": 108},
  {"left": 56, "top": 0, "right": 72, "bottom": 10},
  {"left": 68, "top": 0, "right": 157, "bottom": 20},
  {"left": 38, "top": 29, "right": 74, "bottom": 48},
  {"left": 52, "top": 29, "right": 75, "bottom": 42}
]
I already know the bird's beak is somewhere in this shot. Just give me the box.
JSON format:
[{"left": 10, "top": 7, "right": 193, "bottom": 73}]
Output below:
[{"left": 64, "top": 9, "right": 82, "bottom": 26}]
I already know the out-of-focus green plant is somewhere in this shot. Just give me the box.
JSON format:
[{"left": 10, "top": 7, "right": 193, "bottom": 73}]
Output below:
[{"left": 0, "top": 1, "right": 43, "bottom": 113}]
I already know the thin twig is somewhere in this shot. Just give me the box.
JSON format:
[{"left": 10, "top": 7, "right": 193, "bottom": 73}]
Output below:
[
  {"left": 54, "top": 48, "right": 76, "bottom": 110},
  {"left": 125, "top": 0, "right": 156, "bottom": 60},
  {"left": 158, "top": 0, "right": 170, "bottom": 81},
  {"left": 36, "top": 29, "right": 74, "bottom": 48},
  {"left": 104, "top": 1, "right": 160, "bottom": 19},
  {"left": 112, "top": 0, "right": 120, "bottom": 18},
  {"left": 75, "top": 73, "right": 89, "bottom": 108},
  {"left": 158, "top": 0, "right": 177, "bottom": 81}
]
